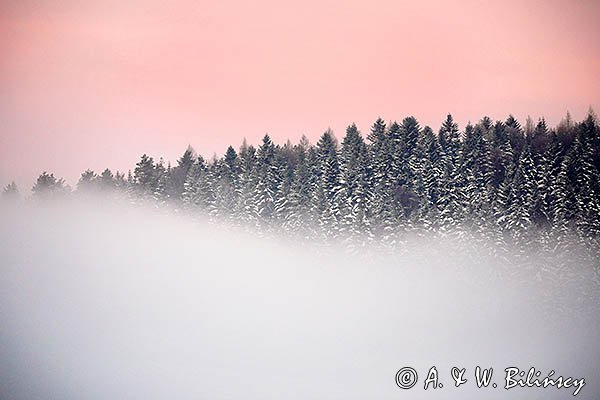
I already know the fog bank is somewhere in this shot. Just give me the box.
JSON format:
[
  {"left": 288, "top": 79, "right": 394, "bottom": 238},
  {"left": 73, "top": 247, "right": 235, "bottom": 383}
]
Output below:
[{"left": 1, "top": 200, "right": 599, "bottom": 399}]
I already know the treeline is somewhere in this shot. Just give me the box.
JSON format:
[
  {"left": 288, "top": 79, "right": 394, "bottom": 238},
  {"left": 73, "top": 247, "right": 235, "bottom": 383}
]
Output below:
[{"left": 4, "top": 111, "right": 600, "bottom": 255}]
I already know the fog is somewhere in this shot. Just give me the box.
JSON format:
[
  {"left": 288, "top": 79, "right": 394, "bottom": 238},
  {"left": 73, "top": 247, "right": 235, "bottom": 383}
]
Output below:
[{"left": 1, "top": 200, "right": 599, "bottom": 399}]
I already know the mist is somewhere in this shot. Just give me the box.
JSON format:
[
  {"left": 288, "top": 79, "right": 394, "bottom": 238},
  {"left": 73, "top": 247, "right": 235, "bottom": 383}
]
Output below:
[{"left": 1, "top": 199, "right": 599, "bottom": 399}]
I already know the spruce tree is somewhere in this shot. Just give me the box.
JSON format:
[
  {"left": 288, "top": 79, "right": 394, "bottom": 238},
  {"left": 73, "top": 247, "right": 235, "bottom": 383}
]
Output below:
[
  {"left": 414, "top": 126, "right": 443, "bottom": 230},
  {"left": 77, "top": 169, "right": 97, "bottom": 193},
  {"left": 367, "top": 118, "right": 396, "bottom": 237},
  {"left": 438, "top": 114, "right": 464, "bottom": 231},
  {"left": 2, "top": 182, "right": 19, "bottom": 200},
  {"left": 134, "top": 154, "right": 157, "bottom": 195},
  {"left": 339, "top": 123, "right": 372, "bottom": 242},
  {"left": 254, "top": 135, "right": 279, "bottom": 228},
  {"left": 168, "top": 146, "right": 196, "bottom": 200},
  {"left": 316, "top": 129, "right": 342, "bottom": 239},
  {"left": 284, "top": 136, "right": 316, "bottom": 235}
]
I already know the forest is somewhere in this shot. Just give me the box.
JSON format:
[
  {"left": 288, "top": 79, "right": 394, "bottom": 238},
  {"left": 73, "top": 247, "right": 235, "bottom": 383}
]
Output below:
[{"left": 3, "top": 111, "right": 600, "bottom": 262}]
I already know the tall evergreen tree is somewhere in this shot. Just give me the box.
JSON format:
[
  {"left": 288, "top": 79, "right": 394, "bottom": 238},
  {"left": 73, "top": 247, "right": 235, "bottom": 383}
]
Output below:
[
  {"left": 315, "top": 129, "right": 342, "bottom": 238},
  {"left": 254, "top": 135, "right": 279, "bottom": 227},
  {"left": 168, "top": 146, "right": 196, "bottom": 200},
  {"left": 367, "top": 118, "right": 397, "bottom": 237},
  {"left": 285, "top": 136, "right": 317, "bottom": 234},
  {"left": 134, "top": 154, "right": 157, "bottom": 195},
  {"left": 438, "top": 114, "right": 464, "bottom": 230},
  {"left": 339, "top": 123, "right": 372, "bottom": 241}
]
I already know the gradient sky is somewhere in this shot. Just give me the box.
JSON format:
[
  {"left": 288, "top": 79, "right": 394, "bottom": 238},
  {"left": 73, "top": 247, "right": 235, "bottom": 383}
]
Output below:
[{"left": 1, "top": 0, "right": 599, "bottom": 188}]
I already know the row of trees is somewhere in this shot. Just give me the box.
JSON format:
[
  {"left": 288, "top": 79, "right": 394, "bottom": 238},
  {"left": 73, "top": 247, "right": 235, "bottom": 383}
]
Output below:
[{"left": 4, "top": 111, "right": 600, "bottom": 256}]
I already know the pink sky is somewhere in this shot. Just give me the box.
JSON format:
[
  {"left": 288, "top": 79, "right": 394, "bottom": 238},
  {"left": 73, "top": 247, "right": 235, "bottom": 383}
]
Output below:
[{"left": 1, "top": 0, "right": 599, "bottom": 189}]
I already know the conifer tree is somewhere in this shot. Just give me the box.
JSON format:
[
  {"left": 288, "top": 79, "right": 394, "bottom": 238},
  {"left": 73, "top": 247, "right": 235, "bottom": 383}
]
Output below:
[
  {"left": 134, "top": 154, "right": 157, "bottom": 195},
  {"left": 339, "top": 123, "right": 372, "bottom": 241},
  {"left": 99, "top": 168, "right": 116, "bottom": 191},
  {"left": 316, "top": 129, "right": 342, "bottom": 238},
  {"left": 503, "top": 144, "right": 536, "bottom": 250},
  {"left": 438, "top": 114, "right": 464, "bottom": 231},
  {"left": 414, "top": 126, "right": 443, "bottom": 230},
  {"left": 285, "top": 136, "right": 316, "bottom": 234},
  {"left": 153, "top": 159, "right": 169, "bottom": 203},
  {"left": 32, "top": 172, "right": 70, "bottom": 199},
  {"left": 254, "top": 135, "right": 279, "bottom": 227},
  {"left": 182, "top": 155, "right": 206, "bottom": 204},
  {"left": 237, "top": 140, "right": 259, "bottom": 227},
  {"left": 505, "top": 114, "right": 525, "bottom": 159},
  {"left": 213, "top": 146, "right": 240, "bottom": 219},
  {"left": 461, "top": 121, "right": 494, "bottom": 231},
  {"left": 168, "top": 146, "right": 196, "bottom": 200},
  {"left": 367, "top": 118, "right": 397, "bottom": 237},
  {"left": 77, "top": 169, "right": 97, "bottom": 192},
  {"left": 395, "top": 117, "right": 421, "bottom": 222},
  {"left": 2, "top": 182, "right": 19, "bottom": 200}
]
